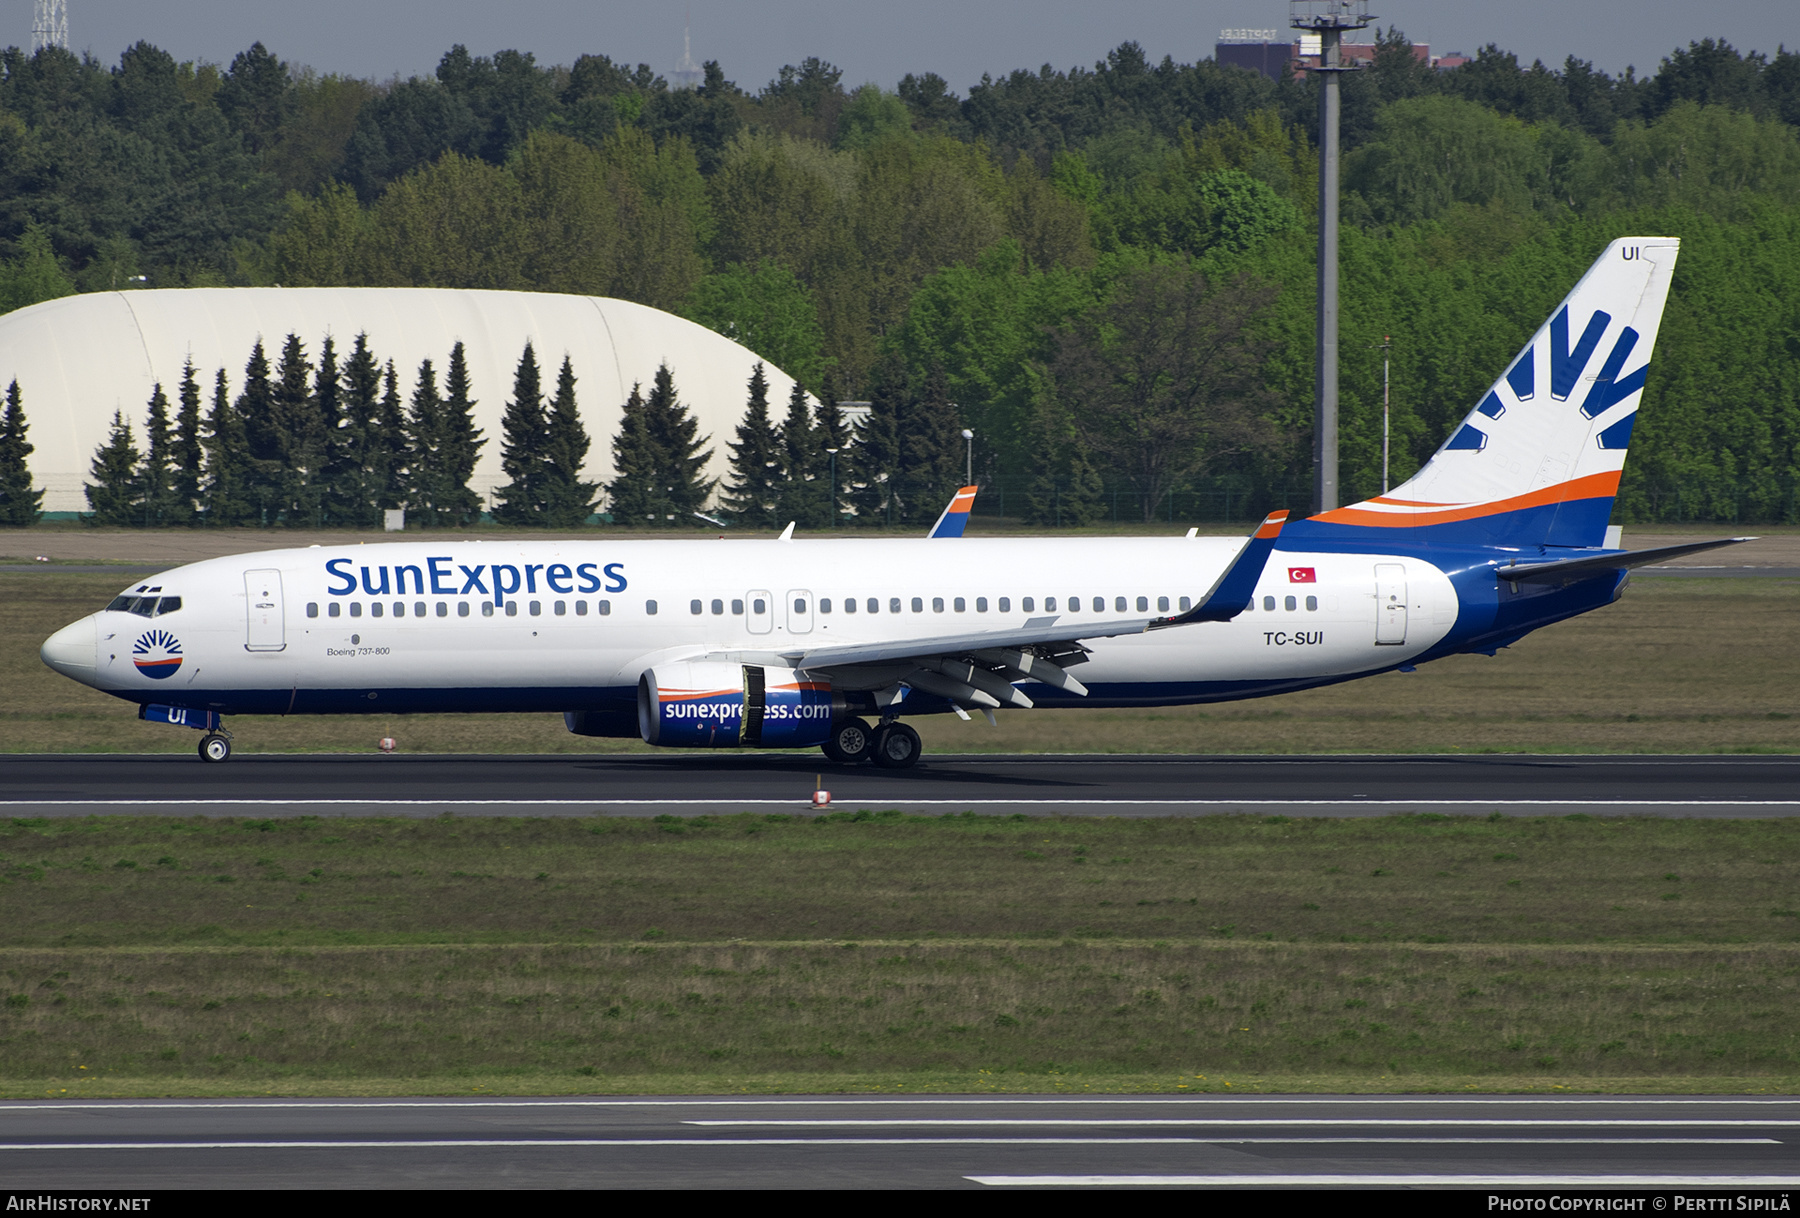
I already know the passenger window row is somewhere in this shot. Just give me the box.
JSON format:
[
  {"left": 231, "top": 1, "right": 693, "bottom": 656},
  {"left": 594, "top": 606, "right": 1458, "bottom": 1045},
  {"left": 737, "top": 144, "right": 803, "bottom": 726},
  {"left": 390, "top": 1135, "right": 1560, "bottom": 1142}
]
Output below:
[
  {"left": 1258, "top": 595, "right": 1320, "bottom": 612},
  {"left": 816, "top": 595, "right": 1192, "bottom": 615},
  {"left": 306, "top": 599, "right": 615, "bottom": 620}
]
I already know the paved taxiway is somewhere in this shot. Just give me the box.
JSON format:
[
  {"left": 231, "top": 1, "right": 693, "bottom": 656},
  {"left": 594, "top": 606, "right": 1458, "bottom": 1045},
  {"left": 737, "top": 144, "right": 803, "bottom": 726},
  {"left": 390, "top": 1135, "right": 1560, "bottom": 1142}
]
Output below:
[
  {"left": 4, "top": 753, "right": 1800, "bottom": 818},
  {"left": 0, "top": 1096, "right": 1796, "bottom": 1189}
]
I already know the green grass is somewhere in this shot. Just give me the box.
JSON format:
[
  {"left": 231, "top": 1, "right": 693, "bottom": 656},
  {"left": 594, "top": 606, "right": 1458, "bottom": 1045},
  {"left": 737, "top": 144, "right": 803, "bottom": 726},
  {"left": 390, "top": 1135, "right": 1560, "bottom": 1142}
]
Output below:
[
  {"left": 9, "top": 571, "right": 1800, "bottom": 755},
  {"left": 1, "top": 812, "right": 1796, "bottom": 1094}
]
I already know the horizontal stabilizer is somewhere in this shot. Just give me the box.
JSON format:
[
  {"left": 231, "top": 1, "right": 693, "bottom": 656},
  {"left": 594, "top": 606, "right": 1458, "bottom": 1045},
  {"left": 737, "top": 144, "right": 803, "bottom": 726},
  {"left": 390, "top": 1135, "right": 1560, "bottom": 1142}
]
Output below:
[
  {"left": 1493, "top": 537, "right": 1754, "bottom": 584},
  {"left": 1154, "top": 510, "right": 1288, "bottom": 627}
]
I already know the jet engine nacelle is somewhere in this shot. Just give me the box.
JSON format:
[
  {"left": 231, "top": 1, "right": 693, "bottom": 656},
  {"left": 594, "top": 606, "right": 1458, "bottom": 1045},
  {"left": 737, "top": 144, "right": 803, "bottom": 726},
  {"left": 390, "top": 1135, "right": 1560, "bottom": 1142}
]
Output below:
[{"left": 636, "top": 662, "right": 836, "bottom": 749}]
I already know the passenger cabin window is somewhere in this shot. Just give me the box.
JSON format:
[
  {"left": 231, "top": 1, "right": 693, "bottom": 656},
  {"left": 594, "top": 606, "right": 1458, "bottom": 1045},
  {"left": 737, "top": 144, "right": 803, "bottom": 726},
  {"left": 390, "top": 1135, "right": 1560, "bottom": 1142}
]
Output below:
[
  {"left": 1136, "top": 597, "right": 1148, "bottom": 612},
  {"left": 843, "top": 598, "right": 856, "bottom": 614},
  {"left": 482, "top": 602, "right": 495, "bottom": 617},
  {"left": 555, "top": 601, "right": 567, "bottom": 616},
  {"left": 731, "top": 599, "right": 743, "bottom": 615},
  {"left": 711, "top": 599, "right": 725, "bottom": 615},
  {"left": 329, "top": 603, "right": 341, "bottom": 618},
  {"left": 1157, "top": 597, "right": 1169, "bottom": 612},
  {"left": 415, "top": 602, "right": 426, "bottom": 617},
  {"left": 1021, "top": 597, "right": 1032, "bottom": 612},
  {"left": 598, "top": 600, "right": 611, "bottom": 615},
  {"left": 820, "top": 599, "right": 832, "bottom": 613},
  {"left": 911, "top": 597, "right": 923, "bottom": 613},
  {"left": 690, "top": 600, "right": 703, "bottom": 615},
  {"left": 505, "top": 602, "right": 518, "bottom": 617},
  {"left": 954, "top": 597, "right": 966, "bottom": 612},
  {"left": 1094, "top": 597, "right": 1105, "bottom": 612},
  {"left": 932, "top": 597, "right": 944, "bottom": 613},
  {"left": 975, "top": 598, "right": 987, "bottom": 612},
  {"left": 351, "top": 603, "right": 363, "bottom": 618},
  {"left": 459, "top": 602, "right": 471, "bottom": 617},
  {"left": 529, "top": 602, "right": 542, "bottom": 617},
  {"left": 1306, "top": 595, "right": 1319, "bottom": 611},
  {"left": 1044, "top": 597, "right": 1056, "bottom": 611},
  {"left": 1262, "top": 595, "right": 1276, "bottom": 611},
  {"left": 307, "top": 602, "right": 318, "bottom": 618},
  {"left": 1285, "top": 596, "right": 1297, "bottom": 611},
  {"left": 646, "top": 600, "right": 658, "bottom": 615},
  {"left": 371, "top": 603, "right": 384, "bottom": 618},
  {"left": 1179, "top": 597, "right": 1192, "bottom": 611},
  {"left": 574, "top": 601, "right": 586, "bottom": 616}
]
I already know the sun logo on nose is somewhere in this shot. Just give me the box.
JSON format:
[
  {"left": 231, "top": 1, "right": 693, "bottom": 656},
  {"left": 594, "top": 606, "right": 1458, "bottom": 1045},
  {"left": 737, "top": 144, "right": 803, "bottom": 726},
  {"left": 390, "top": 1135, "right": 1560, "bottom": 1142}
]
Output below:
[{"left": 132, "top": 628, "right": 182, "bottom": 679}]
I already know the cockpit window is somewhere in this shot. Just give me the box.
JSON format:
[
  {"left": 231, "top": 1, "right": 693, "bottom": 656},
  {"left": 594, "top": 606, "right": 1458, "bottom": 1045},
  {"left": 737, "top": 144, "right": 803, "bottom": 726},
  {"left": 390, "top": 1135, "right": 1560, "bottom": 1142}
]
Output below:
[{"left": 105, "top": 595, "right": 180, "bottom": 617}]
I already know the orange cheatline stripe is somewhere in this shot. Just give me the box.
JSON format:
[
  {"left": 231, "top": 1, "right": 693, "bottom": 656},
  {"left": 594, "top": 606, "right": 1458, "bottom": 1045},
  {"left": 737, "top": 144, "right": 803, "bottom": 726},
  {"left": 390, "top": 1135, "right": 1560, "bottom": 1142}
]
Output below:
[
  {"left": 1309, "top": 472, "right": 1621, "bottom": 528},
  {"left": 662, "top": 688, "right": 741, "bottom": 702}
]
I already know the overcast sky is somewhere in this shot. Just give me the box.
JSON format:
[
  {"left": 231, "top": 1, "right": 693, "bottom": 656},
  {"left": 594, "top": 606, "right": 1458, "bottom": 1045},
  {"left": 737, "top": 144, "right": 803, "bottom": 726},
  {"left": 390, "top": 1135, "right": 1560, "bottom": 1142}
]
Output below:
[{"left": 22, "top": 1, "right": 1800, "bottom": 91}]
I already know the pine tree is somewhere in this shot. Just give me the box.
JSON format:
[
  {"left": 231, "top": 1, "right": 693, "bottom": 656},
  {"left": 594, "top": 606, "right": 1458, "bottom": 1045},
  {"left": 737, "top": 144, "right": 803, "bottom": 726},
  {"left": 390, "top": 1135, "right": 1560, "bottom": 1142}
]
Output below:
[
  {"left": 641, "top": 363, "right": 714, "bottom": 522},
  {"left": 405, "top": 358, "right": 442, "bottom": 526},
  {"left": 542, "top": 355, "right": 597, "bottom": 527},
  {"left": 850, "top": 357, "right": 906, "bottom": 524},
  {"left": 321, "top": 334, "right": 381, "bottom": 526},
  {"left": 0, "top": 379, "right": 44, "bottom": 526},
  {"left": 301, "top": 335, "right": 339, "bottom": 526},
  {"left": 171, "top": 360, "right": 203, "bottom": 526},
  {"left": 266, "top": 333, "right": 322, "bottom": 526},
  {"left": 902, "top": 363, "right": 966, "bottom": 509},
  {"left": 236, "top": 340, "right": 279, "bottom": 525},
  {"left": 605, "top": 383, "right": 657, "bottom": 525},
  {"left": 375, "top": 361, "right": 407, "bottom": 513},
  {"left": 203, "top": 368, "right": 254, "bottom": 526},
  {"left": 139, "top": 383, "right": 176, "bottom": 527},
  {"left": 86, "top": 411, "right": 142, "bottom": 526},
  {"left": 774, "top": 376, "right": 826, "bottom": 527},
  {"left": 492, "top": 341, "right": 549, "bottom": 525},
  {"left": 721, "top": 362, "right": 782, "bottom": 525},
  {"left": 812, "top": 374, "right": 853, "bottom": 528},
  {"left": 437, "top": 342, "right": 485, "bottom": 526}
]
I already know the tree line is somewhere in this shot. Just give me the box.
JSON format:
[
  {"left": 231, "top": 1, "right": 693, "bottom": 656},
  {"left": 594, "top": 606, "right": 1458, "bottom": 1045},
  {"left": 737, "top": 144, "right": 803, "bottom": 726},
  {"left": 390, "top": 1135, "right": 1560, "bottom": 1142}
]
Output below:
[{"left": 3, "top": 34, "right": 1799, "bottom": 521}]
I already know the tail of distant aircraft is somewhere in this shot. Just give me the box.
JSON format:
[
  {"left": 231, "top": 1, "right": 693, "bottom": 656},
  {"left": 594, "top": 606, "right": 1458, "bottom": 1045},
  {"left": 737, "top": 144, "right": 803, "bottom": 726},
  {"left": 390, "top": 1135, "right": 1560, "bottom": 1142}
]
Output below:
[{"left": 1299, "top": 237, "right": 1680, "bottom": 550}]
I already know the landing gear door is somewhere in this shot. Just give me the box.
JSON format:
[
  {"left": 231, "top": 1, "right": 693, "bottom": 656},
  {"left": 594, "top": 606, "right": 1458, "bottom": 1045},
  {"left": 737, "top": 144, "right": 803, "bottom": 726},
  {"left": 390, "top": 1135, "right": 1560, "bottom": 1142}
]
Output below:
[
  {"left": 746, "top": 590, "right": 773, "bottom": 635},
  {"left": 1375, "top": 563, "right": 1407, "bottom": 645},
  {"left": 245, "top": 569, "right": 286, "bottom": 652}
]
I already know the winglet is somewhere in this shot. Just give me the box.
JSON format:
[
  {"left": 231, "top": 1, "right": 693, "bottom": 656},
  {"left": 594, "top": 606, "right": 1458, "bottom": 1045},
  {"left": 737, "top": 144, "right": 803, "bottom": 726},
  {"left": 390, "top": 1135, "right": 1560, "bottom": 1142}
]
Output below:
[
  {"left": 777, "top": 522, "right": 796, "bottom": 542},
  {"left": 1154, "top": 510, "right": 1288, "bottom": 627},
  {"left": 927, "top": 486, "right": 979, "bottom": 538}
]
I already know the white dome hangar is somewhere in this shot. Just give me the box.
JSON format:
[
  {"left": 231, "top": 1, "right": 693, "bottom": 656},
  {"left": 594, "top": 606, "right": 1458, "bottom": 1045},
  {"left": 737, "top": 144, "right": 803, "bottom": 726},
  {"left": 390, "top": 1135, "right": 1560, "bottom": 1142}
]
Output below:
[{"left": 0, "top": 288, "right": 805, "bottom": 516}]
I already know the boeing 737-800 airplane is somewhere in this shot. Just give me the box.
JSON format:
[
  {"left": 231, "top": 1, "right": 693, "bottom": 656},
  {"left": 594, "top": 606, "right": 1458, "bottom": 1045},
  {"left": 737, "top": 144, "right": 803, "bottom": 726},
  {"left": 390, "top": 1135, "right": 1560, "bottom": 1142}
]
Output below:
[{"left": 40, "top": 237, "right": 1745, "bottom": 766}]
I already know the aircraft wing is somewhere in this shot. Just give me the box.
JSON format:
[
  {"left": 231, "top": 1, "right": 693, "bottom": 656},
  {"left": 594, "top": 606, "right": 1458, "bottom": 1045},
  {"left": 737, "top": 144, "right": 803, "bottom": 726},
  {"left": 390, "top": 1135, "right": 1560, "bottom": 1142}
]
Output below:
[
  {"left": 694, "top": 511, "right": 1286, "bottom": 710},
  {"left": 1492, "top": 537, "right": 1754, "bottom": 584}
]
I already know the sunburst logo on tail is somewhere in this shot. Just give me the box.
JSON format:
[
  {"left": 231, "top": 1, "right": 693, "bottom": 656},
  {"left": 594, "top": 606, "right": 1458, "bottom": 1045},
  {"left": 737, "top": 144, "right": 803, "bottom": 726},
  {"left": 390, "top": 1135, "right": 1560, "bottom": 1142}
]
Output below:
[{"left": 132, "top": 629, "right": 182, "bottom": 680}]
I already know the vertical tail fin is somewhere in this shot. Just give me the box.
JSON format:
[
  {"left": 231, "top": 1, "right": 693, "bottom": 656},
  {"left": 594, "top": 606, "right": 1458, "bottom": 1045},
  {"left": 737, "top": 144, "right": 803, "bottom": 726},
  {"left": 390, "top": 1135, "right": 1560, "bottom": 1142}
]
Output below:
[{"left": 1304, "top": 238, "right": 1679, "bottom": 548}]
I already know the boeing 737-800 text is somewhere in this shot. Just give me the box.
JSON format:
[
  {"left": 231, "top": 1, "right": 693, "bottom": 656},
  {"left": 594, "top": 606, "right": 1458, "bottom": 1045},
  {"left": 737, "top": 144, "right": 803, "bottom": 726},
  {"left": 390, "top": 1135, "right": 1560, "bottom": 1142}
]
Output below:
[{"left": 40, "top": 238, "right": 1744, "bottom": 766}]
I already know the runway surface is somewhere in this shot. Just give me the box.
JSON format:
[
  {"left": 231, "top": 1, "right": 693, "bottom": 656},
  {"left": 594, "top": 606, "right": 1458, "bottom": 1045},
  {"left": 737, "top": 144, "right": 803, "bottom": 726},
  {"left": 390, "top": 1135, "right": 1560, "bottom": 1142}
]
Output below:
[
  {"left": 0, "top": 1096, "right": 1795, "bottom": 1189},
  {"left": 5, "top": 753, "right": 1800, "bottom": 818}
]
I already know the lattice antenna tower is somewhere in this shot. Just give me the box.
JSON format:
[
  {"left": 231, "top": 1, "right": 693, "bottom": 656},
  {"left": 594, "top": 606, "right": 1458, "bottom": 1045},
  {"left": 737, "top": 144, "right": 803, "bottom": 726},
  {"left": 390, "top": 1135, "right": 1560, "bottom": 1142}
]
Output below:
[
  {"left": 672, "top": 4, "right": 702, "bottom": 90},
  {"left": 32, "top": 0, "right": 69, "bottom": 53}
]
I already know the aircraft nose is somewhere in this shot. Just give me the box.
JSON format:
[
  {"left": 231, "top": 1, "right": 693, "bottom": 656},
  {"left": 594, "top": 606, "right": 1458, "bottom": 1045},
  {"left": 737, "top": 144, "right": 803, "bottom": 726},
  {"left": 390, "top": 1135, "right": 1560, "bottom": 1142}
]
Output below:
[{"left": 41, "top": 615, "right": 97, "bottom": 683}]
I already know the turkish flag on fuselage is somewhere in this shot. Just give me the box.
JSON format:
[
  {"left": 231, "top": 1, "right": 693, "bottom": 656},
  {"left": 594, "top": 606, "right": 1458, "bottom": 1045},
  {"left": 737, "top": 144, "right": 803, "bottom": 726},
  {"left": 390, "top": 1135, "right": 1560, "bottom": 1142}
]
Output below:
[{"left": 1288, "top": 567, "right": 1316, "bottom": 583}]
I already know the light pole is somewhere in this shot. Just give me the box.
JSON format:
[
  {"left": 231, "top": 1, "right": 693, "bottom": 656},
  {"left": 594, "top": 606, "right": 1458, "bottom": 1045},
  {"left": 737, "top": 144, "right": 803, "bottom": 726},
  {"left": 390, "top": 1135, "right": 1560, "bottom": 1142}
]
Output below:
[
  {"left": 960, "top": 429, "right": 974, "bottom": 485},
  {"left": 825, "top": 447, "right": 839, "bottom": 528},
  {"left": 1292, "top": 0, "right": 1372, "bottom": 514},
  {"left": 1371, "top": 335, "right": 1392, "bottom": 493}
]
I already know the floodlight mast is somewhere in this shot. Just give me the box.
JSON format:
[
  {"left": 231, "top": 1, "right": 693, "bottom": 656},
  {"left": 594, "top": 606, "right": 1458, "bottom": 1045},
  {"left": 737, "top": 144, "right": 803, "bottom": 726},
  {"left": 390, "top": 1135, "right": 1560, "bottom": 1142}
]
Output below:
[
  {"left": 1291, "top": 0, "right": 1372, "bottom": 514},
  {"left": 32, "top": 0, "right": 69, "bottom": 53}
]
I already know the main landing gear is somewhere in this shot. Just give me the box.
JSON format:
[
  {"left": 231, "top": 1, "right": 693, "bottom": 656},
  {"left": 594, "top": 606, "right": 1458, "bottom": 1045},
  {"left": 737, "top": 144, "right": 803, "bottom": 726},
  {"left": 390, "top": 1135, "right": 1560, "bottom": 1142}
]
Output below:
[
  {"left": 199, "top": 733, "right": 232, "bottom": 763},
  {"left": 819, "top": 717, "right": 922, "bottom": 769}
]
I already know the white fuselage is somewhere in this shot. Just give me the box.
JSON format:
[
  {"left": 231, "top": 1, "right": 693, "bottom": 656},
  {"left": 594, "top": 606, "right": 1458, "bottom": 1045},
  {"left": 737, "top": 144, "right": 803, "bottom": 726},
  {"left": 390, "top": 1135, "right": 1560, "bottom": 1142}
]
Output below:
[{"left": 44, "top": 536, "right": 1456, "bottom": 719}]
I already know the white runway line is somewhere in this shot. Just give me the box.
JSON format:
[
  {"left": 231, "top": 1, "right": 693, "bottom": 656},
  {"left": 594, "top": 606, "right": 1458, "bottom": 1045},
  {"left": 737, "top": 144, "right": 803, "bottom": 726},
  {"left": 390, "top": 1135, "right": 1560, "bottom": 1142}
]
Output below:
[
  {"left": 0, "top": 1129, "right": 1771, "bottom": 1151},
  {"left": 688, "top": 1119, "right": 1800, "bottom": 1128},
  {"left": 5, "top": 1098, "right": 1799, "bottom": 1111},
  {"left": 968, "top": 1175, "right": 1800, "bottom": 1187},
  {"left": 5, "top": 799, "right": 1800, "bottom": 809}
]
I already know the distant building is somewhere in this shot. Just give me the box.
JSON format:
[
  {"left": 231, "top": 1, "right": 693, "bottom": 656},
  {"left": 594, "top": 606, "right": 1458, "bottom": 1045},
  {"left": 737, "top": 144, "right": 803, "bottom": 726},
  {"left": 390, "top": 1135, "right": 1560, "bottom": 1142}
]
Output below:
[
  {"left": 1215, "top": 28, "right": 1292, "bottom": 79},
  {"left": 1215, "top": 27, "right": 1463, "bottom": 79},
  {"left": 0, "top": 289, "right": 807, "bottom": 515}
]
